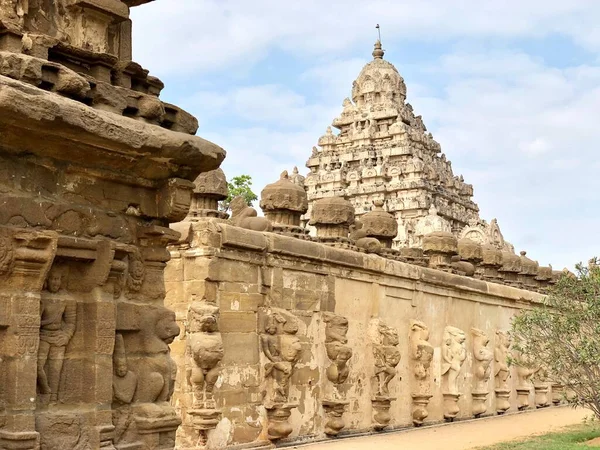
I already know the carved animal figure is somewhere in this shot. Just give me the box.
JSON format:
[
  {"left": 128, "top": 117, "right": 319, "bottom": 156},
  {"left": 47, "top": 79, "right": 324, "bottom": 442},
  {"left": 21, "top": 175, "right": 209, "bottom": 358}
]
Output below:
[
  {"left": 230, "top": 196, "right": 272, "bottom": 232},
  {"left": 133, "top": 307, "right": 180, "bottom": 404}
]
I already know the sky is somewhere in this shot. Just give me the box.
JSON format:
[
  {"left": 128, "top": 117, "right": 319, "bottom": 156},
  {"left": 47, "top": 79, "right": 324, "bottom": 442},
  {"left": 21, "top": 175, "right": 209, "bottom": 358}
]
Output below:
[{"left": 130, "top": 1, "right": 600, "bottom": 270}]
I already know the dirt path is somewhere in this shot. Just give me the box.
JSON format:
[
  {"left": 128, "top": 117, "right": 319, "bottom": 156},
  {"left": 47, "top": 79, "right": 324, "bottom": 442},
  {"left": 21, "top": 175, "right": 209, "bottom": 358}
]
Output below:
[{"left": 294, "top": 407, "right": 592, "bottom": 450}]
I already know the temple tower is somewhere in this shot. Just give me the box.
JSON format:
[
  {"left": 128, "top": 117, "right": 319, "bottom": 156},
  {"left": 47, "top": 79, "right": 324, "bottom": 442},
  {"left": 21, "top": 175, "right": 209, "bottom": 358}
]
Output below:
[{"left": 304, "top": 40, "right": 480, "bottom": 248}]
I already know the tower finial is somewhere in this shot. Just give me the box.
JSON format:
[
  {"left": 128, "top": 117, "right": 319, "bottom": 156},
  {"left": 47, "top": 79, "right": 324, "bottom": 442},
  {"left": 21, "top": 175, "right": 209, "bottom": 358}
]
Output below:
[{"left": 373, "top": 24, "right": 384, "bottom": 59}]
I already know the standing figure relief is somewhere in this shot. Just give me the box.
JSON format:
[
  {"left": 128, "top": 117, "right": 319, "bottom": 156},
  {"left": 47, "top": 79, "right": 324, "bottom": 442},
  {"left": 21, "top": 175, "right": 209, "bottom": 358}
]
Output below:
[{"left": 38, "top": 266, "right": 76, "bottom": 404}]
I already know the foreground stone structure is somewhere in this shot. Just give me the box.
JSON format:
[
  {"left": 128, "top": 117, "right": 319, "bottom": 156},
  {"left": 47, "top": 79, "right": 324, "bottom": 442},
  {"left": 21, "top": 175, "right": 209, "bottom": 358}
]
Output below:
[{"left": 0, "top": 1, "right": 225, "bottom": 449}]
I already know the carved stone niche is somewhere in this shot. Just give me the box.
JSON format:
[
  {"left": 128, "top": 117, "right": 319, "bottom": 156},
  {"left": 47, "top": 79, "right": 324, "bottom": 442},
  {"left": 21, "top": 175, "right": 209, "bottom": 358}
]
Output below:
[
  {"left": 322, "top": 312, "right": 352, "bottom": 436},
  {"left": 441, "top": 326, "right": 466, "bottom": 421},
  {"left": 185, "top": 299, "right": 224, "bottom": 447},
  {"left": 471, "top": 328, "right": 493, "bottom": 417},
  {"left": 409, "top": 320, "right": 433, "bottom": 426},
  {"left": 259, "top": 308, "right": 302, "bottom": 442},
  {"left": 369, "top": 319, "right": 401, "bottom": 430},
  {"left": 260, "top": 170, "right": 309, "bottom": 237},
  {"left": 494, "top": 331, "right": 512, "bottom": 414},
  {"left": 187, "top": 168, "right": 229, "bottom": 220}
]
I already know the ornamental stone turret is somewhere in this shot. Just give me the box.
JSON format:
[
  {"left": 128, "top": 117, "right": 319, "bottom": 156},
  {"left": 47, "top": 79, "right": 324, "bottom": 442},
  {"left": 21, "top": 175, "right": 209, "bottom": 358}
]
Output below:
[
  {"left": 309, "top": 197, "right": 355, "bottom": 243},
  {"left": 260, "top": 170, "right": 309, "bottom": 237},
  {"left": 188, "top": 168, "right": 229, "bottom": 220},
  {"left": 359, "top": 200, "right": 398, "bottom": 248}
]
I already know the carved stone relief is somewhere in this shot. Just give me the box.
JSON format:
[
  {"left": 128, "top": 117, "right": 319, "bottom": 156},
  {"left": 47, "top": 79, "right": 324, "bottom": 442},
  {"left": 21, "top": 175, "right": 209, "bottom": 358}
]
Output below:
[
  {"left": 471, "top": 328, "right": 493, "bottom": 417},
  {"left": 322, "top": 312, "right": 352, "bottom": 436},
  {"left": 494, "top": 331, "right": 511, "bottom": 414},
  {"left": 260, "top": 308, "right": 302, "bottom": 441},
  {"left": 441, "top": 326, "right": 466, "bottom": 420},
  {"left": 37, "top": 265, "right": 76, "bottom": 405},
  {"left": 369, "top": 319, "right": 401, "bottom": 430}
]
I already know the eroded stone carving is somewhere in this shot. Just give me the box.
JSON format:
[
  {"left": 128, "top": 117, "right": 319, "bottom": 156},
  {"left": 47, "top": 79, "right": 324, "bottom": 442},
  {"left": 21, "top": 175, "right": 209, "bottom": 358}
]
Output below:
[
  {"left": 260, "top": 309, "right": 302, "bottom": 441},
  {"left": 441, "top": 326, "right": 466, "bottom": 420},
  {"left": 409, "top": 320, "right": 433, "bottom": 426},
  {"left": 514, "top": 353, "right": 536, "bottom": 411},
  {"left": 533, "top": 367, "right": 550, "bottom": 408},
  {"left": 471, "top": 328, "right": 493, "bottom": 417},
  {"left": 494, "top": 331, "right": 511, "bottom": 414},
  {"left": 230, "top": 196, "right": 272, "bottom": 232},
  {"left": 38, "top": 265, "right": 76, "bottom": 404},
  {"left": 322, "top": 312, "right": 352, "bottom": 436},
  {"left": 370, "top": 320, "right": 400, "bottom": 430},
  {"left": 186, "top": 299, "right": 224, "bottom": 445},
  {"left": 112, "top": 333, "right": 138, "bottom": 447}
]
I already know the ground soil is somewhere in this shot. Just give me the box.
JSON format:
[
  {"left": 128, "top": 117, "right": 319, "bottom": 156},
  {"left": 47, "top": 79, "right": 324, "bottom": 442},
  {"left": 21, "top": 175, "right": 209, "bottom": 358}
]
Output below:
[
  {"left": 586, "top": 436, "right": 600, "bottom": 446},
  {"left": 294, "top": 407, "right": 591, "bottom": 450}
]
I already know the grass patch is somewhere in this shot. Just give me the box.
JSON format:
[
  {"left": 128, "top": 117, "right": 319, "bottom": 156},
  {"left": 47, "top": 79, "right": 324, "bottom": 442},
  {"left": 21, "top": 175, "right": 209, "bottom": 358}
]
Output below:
[{"left": 477, "top": 422, "right": 600, "bottom": 449}]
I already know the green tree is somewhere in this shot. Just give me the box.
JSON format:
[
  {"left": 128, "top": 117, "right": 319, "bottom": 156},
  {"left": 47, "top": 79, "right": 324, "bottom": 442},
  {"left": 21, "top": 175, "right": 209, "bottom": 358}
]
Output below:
[
  {"left": 220, "top": 174, "right": 258, "bottom": 212},
  {"left": 511, "top": 258, "right": 600, "bottom": 417}
]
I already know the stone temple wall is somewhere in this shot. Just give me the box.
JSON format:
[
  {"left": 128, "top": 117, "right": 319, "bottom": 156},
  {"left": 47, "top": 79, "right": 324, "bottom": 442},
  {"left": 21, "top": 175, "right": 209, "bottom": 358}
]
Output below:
[{"left": 166, "top": 219, "right": 557, "bottom": 449}]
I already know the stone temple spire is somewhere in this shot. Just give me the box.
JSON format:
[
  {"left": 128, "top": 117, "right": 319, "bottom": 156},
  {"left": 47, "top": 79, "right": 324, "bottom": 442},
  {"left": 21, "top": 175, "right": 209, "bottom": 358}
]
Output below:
[
  {"left": 372, "top": 40, "right": 385, "bottom": 59},
  {"left": 304, "top": 40, "right": 482, "bottom": 249}
]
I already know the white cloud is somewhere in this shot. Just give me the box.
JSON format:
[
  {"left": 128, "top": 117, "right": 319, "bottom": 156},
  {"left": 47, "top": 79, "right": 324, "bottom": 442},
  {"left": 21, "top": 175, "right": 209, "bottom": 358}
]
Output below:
[{"left": 130, "top": 0, "right": 600, "bottom": 77}]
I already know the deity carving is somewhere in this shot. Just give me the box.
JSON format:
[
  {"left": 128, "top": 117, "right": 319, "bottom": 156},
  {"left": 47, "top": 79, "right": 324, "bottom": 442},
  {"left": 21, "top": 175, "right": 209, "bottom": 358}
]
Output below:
[
  {"left": 471, "top": 328, "right": 493, "bottom": 416},
  {"left": 126, "top": 251, "right": 145, "bottom": 293},
  {"left": 441, "top": 326, "right": 466, "bottom": 420},
  {"left": 322, "top": 313, "right": 352, "bottom": 436},
  {"left": 494, "top": 331, "right": 512, "bottom": 413},
  {"left": 38, "top": 265, "right": 76, "bottom": 404},
  {"left": 370, "top": 320, "right": 400, "bottom": 430},
  {"left": 112, "top": 333, "right": 138, "bottom": 446},
  {"left": 260, "top": 309, "right": 302, "bottom": 441},
  {"left": 230, "top": 196, "right": 272, "bottom": 232},
  {"left": 186, "top": 300, "right": 224, "bottom": 444}
]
